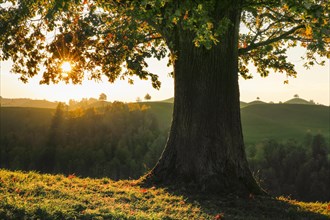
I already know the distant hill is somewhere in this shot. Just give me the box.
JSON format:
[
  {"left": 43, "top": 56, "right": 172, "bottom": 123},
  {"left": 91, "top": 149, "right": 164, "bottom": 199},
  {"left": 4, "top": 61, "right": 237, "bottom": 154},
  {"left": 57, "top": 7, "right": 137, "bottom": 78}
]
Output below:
[
  {"left": 0, "top": 98, "right": 58, "bottom": 109},
  {"left": 1, "top": 96, "right": 319, "bottom": 110},
  {"left": 241, "top": 104, "right": 329, "bottom": 144},
  {"left": 240, "top": 101, "right": 249, "bottom": 108},
  {"left": 247, "top": 100, "right": 267, "bottom": 105},
  {"left": 160, "top": 96, "right": 322, "bottom": 106},
  {"left": 161, "top": 97, "right": 174, "bottom": 103},
  {"left": 284, "top": 97, "right": 314, "bottom": 105},
  {"left": 1, "top": 99, "right": 329, "bottom": 144},
  {"left": 0, "top": 97, "right": 111, "bottom": 110},
  {"left": 141, "top": 102, "right": 329, "bottom": 144},
  {"left": 160, "top": 97, "right": 251, "bottom": 108}
]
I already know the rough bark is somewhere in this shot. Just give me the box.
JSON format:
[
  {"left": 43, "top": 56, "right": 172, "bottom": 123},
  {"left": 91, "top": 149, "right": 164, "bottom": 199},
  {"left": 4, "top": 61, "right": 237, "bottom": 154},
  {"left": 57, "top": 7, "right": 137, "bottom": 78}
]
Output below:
[{"left": 144, "top": 2, "right": 263, "bottom": 195}]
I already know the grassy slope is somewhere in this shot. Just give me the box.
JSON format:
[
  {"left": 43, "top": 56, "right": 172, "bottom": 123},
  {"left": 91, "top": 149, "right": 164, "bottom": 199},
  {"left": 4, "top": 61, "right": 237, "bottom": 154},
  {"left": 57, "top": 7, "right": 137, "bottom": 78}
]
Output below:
[
  {"left": 285, "top": 98, "right": 313, "bottom": 105},
  {"left": 141, "top": 102, "right": 329, "bottom": 144},
  {"left": 241, "top": 104, "right": 330, "bottom": 144},
  {"left": 0, "top": 169, "right": 329, "bottom": 220}
]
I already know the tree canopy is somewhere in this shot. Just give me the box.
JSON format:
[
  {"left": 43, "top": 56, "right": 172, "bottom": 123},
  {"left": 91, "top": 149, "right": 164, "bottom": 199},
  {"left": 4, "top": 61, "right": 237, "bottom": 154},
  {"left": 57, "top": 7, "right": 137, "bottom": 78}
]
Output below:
[
  {"left": 1, "top": 0, "right": 329, "bottom": 194},
  {"left": 144, "top": 93, "right": 151, "bottom": 101},
  {"left": 0, "top": 0, "right": 329, "bottom": 86},
  {"left": 99, "top": 92, "right": 107, "bottom": 101}
]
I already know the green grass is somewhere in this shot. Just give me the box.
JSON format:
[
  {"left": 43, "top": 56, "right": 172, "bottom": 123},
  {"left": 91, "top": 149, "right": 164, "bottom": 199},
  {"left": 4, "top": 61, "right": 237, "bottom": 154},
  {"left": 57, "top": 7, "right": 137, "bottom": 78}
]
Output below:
[
  {"left": 241, "top": 104, "right": 330, "bottom": 144},
  {"left": 0, "top": 169, "right": 329, "bottom": 219},
  {"left": 160, "top": 97, "right": 175, "bottom": 103}
]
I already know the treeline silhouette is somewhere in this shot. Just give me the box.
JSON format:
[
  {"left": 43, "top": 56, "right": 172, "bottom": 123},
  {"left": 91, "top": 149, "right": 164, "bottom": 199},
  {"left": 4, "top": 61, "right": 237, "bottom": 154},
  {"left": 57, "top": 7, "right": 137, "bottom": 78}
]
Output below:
[
  {"left": 248, "top": 134, "right": 330, "bottom": 202},
  {"left": 0, "top": 102, "right": 329, "bottom": 202},
  {"left": 1, "top": 102, "right": 165, "bottom": 180}
]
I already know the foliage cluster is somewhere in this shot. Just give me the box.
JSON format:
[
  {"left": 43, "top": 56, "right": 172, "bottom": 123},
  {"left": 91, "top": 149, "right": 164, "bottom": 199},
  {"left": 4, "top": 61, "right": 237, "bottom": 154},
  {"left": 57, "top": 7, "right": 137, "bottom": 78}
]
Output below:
[
  {"left": 248, "top": 134, "right": 330, "bottom": 202},
  {"left": 0, "top": 169, "right": 329, "bottom": 220},
  {"left": 0, "top": 0, "right": 329, "bottom": 85}
]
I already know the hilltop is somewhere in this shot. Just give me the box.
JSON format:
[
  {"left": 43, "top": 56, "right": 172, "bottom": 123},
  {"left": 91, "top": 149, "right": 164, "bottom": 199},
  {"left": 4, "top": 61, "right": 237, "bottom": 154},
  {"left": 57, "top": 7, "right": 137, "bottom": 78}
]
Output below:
[
  {"left": 1, "top": 96, "right": 323, "bottom": 109},
  {"left": 161, "top": 97, "right": 324, "bottom": 106},
  {"left": 0, "top": 169, "right": 329, "bottom": 220},
  {"left": 1, "top": 98, "right": 329, "bottom": 144},
  {"left": 0, "top": 97, "right": 57, "bottom": 109},
  {"left": 285, "top": 97, "right": 315, "bottom": 105}
]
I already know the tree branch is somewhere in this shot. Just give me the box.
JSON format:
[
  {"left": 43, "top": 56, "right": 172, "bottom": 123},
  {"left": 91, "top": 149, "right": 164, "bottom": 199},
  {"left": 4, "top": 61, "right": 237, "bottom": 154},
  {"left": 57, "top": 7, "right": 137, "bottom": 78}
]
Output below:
[{"left": 239, "top": 24, "right": 305, "bottom": 55}]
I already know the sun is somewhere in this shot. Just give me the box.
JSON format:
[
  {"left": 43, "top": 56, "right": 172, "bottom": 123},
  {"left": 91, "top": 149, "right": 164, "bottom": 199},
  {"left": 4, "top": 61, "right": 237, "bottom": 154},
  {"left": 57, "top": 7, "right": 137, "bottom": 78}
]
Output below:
[{"left": 61, "top": 61, "right": 72, "bottom": 73}]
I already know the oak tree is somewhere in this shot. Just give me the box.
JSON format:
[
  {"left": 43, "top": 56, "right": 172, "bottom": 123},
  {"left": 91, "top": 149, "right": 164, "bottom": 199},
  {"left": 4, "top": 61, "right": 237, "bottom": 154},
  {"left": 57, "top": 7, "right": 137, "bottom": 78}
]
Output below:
[
  {"left": 0, "top": 0, "right": 329, "bottom": 195},
  {"left": 99, "top": 92, "right": 107, "bottom": 101},
  {"left": 144, "top": 93, "right": 152, "bottom": 101}
]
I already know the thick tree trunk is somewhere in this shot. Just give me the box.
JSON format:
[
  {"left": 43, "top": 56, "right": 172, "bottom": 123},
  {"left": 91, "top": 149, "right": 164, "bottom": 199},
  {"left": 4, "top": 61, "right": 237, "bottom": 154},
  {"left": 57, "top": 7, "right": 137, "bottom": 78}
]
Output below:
[{"left": 145, "top": 4, "right": 262, "bottom": 195}]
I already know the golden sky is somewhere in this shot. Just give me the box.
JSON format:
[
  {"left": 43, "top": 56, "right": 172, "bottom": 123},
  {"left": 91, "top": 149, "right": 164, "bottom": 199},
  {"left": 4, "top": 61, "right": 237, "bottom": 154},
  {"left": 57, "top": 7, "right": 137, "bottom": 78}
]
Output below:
[{"left": 1, "top": 48, "right": 329, "bottom": 105}]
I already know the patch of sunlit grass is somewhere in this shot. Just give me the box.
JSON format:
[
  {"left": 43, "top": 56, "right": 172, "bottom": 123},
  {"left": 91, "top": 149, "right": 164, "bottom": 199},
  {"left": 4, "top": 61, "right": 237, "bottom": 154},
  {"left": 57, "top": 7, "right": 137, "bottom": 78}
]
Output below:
[
  {"left": 0, "top": 169, "right": 329, "bottom": 219},
  {"left": 278, "top": 196, "right": 330, "bottom": 216}
]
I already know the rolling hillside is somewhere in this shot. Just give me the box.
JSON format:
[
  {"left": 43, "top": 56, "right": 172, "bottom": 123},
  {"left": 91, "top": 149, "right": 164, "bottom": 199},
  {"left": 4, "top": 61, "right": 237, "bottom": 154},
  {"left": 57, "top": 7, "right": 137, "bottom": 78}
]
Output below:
[
  {"left": 0, "top": 169, "right": 329, "bottom": 220},
  {"left": 142, "top": 101, "right": 329, "bottom": 144},
  {"left": 160, "top": 97, "right": 251, "bottom": 108},
  {"left": 285, "top": 97, "right": 314, "bottom": 105},
  {"left": 160, "top": 97, "right": 174, "bottom": 103},
  {"left": 241, "top": 104, "right": 330, "bottom": 144},
  {"left": 0, "top": 98, "right": 58, "bottom": 109},
  {"left": 1, "top": 101, "right": 329, "bottom": 144}
]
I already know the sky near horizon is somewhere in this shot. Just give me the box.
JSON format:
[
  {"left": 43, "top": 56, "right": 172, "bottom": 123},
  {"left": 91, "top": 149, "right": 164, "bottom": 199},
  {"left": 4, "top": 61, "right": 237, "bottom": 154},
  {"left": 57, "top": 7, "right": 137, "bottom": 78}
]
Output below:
[
  {"left": 1, "top": 47, "right": 329, "bottom": 105},
  {"left": 0, "top": 1, "right": 329, "bottom": 106}
]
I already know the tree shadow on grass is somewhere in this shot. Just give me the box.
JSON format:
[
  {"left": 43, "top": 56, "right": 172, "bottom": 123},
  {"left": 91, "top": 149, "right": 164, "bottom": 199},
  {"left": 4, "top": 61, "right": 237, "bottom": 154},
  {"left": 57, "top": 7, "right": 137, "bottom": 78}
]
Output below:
[{"left": 164, "top": 187, "right": 330, "bottom": 220}]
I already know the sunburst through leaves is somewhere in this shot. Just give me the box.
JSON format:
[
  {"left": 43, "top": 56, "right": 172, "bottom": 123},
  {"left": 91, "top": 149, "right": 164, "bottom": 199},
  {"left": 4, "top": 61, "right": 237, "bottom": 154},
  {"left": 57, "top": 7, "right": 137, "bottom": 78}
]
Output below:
[{"left": 61, "top": 61, "right": 72, "bottom": 77}]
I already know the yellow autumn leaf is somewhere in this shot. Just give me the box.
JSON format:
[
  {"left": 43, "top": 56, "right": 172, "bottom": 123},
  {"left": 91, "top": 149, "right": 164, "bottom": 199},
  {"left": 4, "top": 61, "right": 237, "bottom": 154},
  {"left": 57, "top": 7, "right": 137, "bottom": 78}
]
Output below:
[
  {"left": 207, "top": 22, "right": 213, "bottom": 29},
  {"left": 323, "top": 18, "right": 328, "bottom": 25},
  {"left": 172, "top": 17, "right": 178, "bottom": 25},
  {"left": 283, "top": 4, "right": 289, "bottom": 11},
  {"left": 183, "top": 11, "right": 189, "bottom": 20},
  {"left": 256, "top": 16, "right": 260, "bottom": 26},
  {"left": 305, "top": 26, "right": 313, "bottom": 37}
]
